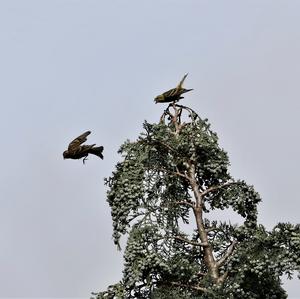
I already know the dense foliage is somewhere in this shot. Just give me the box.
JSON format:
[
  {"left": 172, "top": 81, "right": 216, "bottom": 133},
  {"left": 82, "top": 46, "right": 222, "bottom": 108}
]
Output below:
[{"left": 93, "top": 104, "right": 300, "bottom": 298}]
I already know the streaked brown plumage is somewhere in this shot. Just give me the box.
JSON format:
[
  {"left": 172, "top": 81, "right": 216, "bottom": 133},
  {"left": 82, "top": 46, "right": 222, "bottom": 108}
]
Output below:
[
  {"left": 63, "top": 131, "right": 104, "bottom": 164},
  {"left": 154, "top": 73, "right": 193, "bottom": 103}
]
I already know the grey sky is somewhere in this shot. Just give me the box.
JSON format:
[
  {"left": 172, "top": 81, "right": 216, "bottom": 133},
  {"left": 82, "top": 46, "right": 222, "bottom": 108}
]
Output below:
[{"left": 0, "top": 0, "right": 299, "bottom": 297}]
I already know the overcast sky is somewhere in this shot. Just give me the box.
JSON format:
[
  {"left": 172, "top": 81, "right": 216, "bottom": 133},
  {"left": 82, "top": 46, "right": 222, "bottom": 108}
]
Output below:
[{"left": 0, "top": 1, "right": 299, "bottom": 298}]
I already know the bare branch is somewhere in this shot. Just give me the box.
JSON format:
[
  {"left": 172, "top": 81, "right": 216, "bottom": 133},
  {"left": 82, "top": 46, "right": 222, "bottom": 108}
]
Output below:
[
  {"left": 216, "top": 240, "right": 238, "bottom": 267},
  {"left": 139, "top": 138, "right": 177, "bottom": 154},
  {"left": 200, "top": 181, "right": 239, "bottom": 197},
  {"left": 217, "top": 271, "right": 228, "bottom": 284},
  {"left": 174, "top": 201, "right": 194, "bottom": 208},
  {"left": 188, "top": 164, "right": 220, "bottom": 281},
  {"left": 206, "top": 227, "right": 218, "bottom": 233},
  {"left": 170, "top": 281, "right": 213, "bottom": 294},
  {"left": 196, "top": 271, "right": 207, "bottom": 277},
  {"left": 174, "top": 167, "right": 189, "bottom": 179},
  {"left": 150, "top": 166, "right": 188, "bottom": 180},
  {"left": 154, "top": 140, "right": 176, "bottom": 153},
  {"left": 188, "top": 165, "right": 203, "bottom": 208},
  {"left": 174, "top": 235, "right": 208, "bottom": 247}
]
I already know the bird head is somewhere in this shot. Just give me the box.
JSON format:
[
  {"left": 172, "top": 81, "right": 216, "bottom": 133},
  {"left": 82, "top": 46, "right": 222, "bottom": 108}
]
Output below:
[
  {"left": 154, "top": 94, "right": 164, "bottom": 103},
  {"left": 63, "top": 150, "right": 69, "bottom": 159}
]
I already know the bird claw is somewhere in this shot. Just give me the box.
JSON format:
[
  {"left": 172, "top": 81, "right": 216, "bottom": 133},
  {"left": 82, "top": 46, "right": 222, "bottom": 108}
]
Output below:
[{"left": 83, "top": 157, "right": 88, "bottom": 164}]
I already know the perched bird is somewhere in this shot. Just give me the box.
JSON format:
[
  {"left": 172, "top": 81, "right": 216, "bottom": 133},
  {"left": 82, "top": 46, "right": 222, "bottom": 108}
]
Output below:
[
  {"left": 154, "top": 73, "right": 193, "bottom": 103},
  {"left": 63, "top": 131, "right": 104, "bottom": 164}
]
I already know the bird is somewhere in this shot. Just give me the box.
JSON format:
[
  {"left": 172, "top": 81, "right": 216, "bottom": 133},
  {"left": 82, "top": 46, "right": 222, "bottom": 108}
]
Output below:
[
  {"left": 154, "top": 73, "right": 193, "bottom": 103},
  {"left": 63, "top": 131, "right": 104, "bottom": 164}
]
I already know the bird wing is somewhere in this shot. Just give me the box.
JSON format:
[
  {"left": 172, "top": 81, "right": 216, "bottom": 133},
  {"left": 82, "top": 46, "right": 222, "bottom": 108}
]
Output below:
[
  {"left": 162, "top": 87, "right": 178, "bottom": 98},
  {"left": 68, "top": 131, "right": 91, "bottom": 152}
]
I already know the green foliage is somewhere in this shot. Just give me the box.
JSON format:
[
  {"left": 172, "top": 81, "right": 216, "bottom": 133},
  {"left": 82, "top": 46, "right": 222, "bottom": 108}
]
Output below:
[
  {"left": 94, "top": 105, "right": 300, "bottom": 299},
  {"left": 212, "top": 223, "right": 300, "bottom": 298}
]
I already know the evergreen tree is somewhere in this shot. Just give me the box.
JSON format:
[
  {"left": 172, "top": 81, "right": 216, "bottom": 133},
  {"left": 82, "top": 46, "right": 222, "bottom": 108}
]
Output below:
[{"left": 93, "top": 104, "right": 300, "bottom": 298}]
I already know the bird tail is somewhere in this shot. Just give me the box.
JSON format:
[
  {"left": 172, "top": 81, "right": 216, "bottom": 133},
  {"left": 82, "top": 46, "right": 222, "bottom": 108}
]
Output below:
[
  {"left": 177, "top": 73, "right": 188, "bottom": 89},
  {"left": 90, "top": 146, "right": 104, "bottom": 159}
]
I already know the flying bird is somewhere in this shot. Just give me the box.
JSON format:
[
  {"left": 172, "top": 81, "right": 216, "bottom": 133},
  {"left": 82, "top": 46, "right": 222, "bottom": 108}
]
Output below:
[
  {"left": 63, "top": 131, "right": 104, "bottom": 164},
  {"left": 154, "top": 73, "right": 193, "bottom": 103}
]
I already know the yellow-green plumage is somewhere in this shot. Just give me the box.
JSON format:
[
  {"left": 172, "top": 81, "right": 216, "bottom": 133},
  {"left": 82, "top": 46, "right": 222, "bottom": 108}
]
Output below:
[{"left": 154, "top": 74, "right": 193, "bottom": 103}]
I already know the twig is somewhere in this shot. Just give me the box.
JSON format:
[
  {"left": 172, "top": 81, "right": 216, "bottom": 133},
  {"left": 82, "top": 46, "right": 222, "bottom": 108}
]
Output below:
[
  {"left": 200, "top": 182, "right": 238, "bottom": 197},
  {"left": 174, "top": 235, "right": 208, "bottom": 247},
  {"left": 150, "top": 165, "right": 190, "bottom": 181},
  {"left": 217, "top": 271, "right": 228, "bottom": 284},
  {"left": 216, "top": 240, "right": 238, "bottom": 267},
  {"left": 175, "top": 170, "right": 189, "bottom": 179},
  {"left": 170, "top": 281, "right": 214, "bottom": 294},
  {"left": 174, "top": 201, "right": 194, "bottom": 208},
  {"left": 206, "top": 227, "right": 219, "bottom": 233}
]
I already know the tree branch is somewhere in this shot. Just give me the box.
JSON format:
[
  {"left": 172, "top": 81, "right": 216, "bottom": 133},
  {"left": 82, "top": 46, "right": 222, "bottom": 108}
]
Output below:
[
  {"left": 217, "top": 271, "right": 228, "bottom": 284},
  {"left": 216, "top": 240, "right": 238, "bottom": 267},
  {"left": 196, "top": 271, "right": 208, "bottom": 277},
  {"left": 150, "top": 166, "right": 188, "bottom": 180},
  {"left": 200, "top": 181, "right": 239, "bottom": 197},
  {"left": 153, "top": 140, "right": 176, "bottom": 153},
  {"left": 175, "top": 167, "right": 189, "bottom": 179},
  {"left": 170, "top": 281, "right": 213, "bottom": 294},
  {"left": 171, "top": 103, "right": 183, "bottom": 134},
  {"left": 188, "top": 164, "right": 220, "bottom": 281},
  {"left": 206, "top": 226, "right": 218, "bottom": 233},
  {"left": 174, "top": 201, "right": 194, "bottom": 208},
  {"left": 174, "top": 235, "right": 208, "bottom": 247}
]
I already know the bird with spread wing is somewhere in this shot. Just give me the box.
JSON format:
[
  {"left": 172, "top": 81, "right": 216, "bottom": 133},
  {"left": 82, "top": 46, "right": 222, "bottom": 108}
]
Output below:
[
  {"left": 154, "top": 73, "right": 193, "bottom": 103},
  {"left": 63, "top": 131, "right": 104, "bottom": 164}
]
